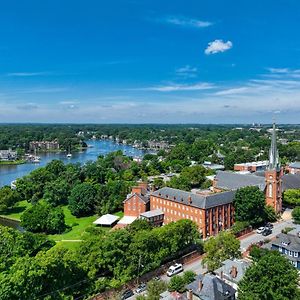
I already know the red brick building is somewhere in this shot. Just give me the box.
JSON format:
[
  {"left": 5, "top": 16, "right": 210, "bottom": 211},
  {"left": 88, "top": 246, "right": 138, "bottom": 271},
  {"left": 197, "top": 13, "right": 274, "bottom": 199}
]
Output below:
[
  {"left": 123, "top": 183, "right": 150, "bottom": 217},
  {"left": 150, "top": 188, "right": 235, "bottom": 238}
]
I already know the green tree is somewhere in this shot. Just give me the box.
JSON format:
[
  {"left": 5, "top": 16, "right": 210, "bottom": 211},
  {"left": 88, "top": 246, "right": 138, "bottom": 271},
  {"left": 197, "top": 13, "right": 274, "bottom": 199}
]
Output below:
[
  {"left": 283, "top": 189, "right": 300, "bottom": 206},
  {"left": 202, "top": 231, "right": 241, "bottom": 271},
  {"left": 0, "top": 186, "right": 20, "bottom": 211},
  {"left": 238, "top": 251, "right": 299, "bottom": 300},
  {"left": 292, "top": 206, "right": 300, "bottom": 224},
  {"left": 233, "top": 186, "right": 266, "bottom": 226},
  {"left": 146, "top": 279, "right": 168, "bottom": 300},
  {"left": 68, "top": 182, "right": 97, "bottom": 217},
  {"left": 168, "top": 275, "right": 185, "bottom": 293},
  {"left": 44, "top": 178, "right": 69, "bottom": 206},
  {"left": 182, "top": 270, "right": 196, "bottom": 284},
  {"left": 21, "top": 201, "right": 66, "bottom": 234}
]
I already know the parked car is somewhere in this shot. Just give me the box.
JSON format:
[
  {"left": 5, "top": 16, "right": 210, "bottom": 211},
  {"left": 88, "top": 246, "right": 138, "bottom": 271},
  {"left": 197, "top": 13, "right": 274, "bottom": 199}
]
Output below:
[
  {"left": 135, "top": 283, "right": 147, "bottom": 294},
  {"left": 256, "top": 227, "right": 265, "bottom": 234},
  {"left": 265, "top": 222, "right": 274, "bottom": 229},
  {"left": 262, "top": 228, "right": 272, "bottom": 236},
  {"left": 167, "top": 263, "right": 183, "bottom": 277},
  {"left": 121, "top": 289, "right": 134, "bottom": 299}
]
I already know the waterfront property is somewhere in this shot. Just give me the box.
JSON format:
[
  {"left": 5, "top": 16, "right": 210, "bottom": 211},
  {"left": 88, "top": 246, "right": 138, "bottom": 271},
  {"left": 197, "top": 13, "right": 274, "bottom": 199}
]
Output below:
[
  {"left": 29, "top": 140, "right": 60, "bottom": 151},
  {"left": 0, "top": 149, "right": 17, "bottom": 161}
]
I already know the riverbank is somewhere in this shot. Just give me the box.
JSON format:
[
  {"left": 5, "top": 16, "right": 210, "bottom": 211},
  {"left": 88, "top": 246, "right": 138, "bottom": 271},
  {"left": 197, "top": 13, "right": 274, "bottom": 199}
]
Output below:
[{"left": 0, "top": 159, "right": 26, "bottom": 165}]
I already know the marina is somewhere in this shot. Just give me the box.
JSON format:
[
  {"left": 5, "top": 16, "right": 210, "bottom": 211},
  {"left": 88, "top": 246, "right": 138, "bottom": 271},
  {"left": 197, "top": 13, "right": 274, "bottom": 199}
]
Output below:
[{"left": 0, "top": 139, "right": 147, "bottom": 187}]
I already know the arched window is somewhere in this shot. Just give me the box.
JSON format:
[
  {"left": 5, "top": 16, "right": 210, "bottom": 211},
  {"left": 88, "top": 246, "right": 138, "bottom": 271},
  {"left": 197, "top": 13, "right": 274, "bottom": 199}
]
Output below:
[{"left": 268, "top": 183, "right": 273, "bottom": 198}]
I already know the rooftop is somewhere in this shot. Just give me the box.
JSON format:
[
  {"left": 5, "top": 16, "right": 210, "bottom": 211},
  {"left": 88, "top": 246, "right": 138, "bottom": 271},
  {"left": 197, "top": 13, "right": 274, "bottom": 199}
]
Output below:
[
  {"left": 93, "top": 214, "right": 119, "bottom": 226},
  {"left": 214, "top": 170, "right": 266, "bottom": 191},
  {"left": 152, "top": 187, "right": 235, "bottom": 209},
  {"left": 186, "top": 273, "right": 236, "bottom": 300},
  {"left": 140, "top": 209, "right": 164, "bottom": 218},
  {"left": 271, "top": 233, "right": 300, "bottom": 252}
]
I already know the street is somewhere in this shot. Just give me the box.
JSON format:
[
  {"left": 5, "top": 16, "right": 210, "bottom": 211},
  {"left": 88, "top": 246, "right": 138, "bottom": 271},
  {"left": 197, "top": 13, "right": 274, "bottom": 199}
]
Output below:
[{"left": 126, "top": 213, "right": 296, "bottom": 300}]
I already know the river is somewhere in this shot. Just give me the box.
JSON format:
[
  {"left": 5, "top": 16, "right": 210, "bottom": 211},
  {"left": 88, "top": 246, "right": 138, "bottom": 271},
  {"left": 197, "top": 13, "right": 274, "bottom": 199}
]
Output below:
[{"left": 0, "top": 139, "right": 148, "bottom": 187}]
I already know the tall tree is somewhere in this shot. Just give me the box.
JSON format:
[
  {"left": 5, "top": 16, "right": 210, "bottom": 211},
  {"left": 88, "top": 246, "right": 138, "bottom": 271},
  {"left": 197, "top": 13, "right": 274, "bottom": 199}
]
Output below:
[
  {"left": 238, "top": 251, "right": 299, "bottom": 300},
  {"left": 233, "top": 186, "right": 266, "bottom": 226},
  {"left": 202, "top": 231, "right": 241, "bottom": 271}
]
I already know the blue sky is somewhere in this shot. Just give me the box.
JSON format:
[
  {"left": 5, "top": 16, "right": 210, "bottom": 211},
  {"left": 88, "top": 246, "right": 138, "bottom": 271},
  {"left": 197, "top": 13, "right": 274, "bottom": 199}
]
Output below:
[{"left": 1, "top": 0, "right": 300, "bottom": 123}]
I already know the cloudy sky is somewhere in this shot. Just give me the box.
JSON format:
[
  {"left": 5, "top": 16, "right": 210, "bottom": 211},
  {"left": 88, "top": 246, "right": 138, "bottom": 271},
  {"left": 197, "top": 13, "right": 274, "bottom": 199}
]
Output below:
[{"left": 1, "top": 0, "right": 300, "bottom": 123}]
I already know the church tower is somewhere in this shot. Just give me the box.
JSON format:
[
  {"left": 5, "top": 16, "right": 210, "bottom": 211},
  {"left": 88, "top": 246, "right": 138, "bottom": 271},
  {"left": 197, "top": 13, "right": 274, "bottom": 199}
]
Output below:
[{"left": 265, "top": 122, "right": 283, "bottom": 213}]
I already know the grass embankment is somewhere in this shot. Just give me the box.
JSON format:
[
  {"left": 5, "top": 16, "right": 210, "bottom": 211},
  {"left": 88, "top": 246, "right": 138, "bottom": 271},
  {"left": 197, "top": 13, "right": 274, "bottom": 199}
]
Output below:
[
  {"left": 0, "top": 159, "right": 26, "bottom": 165},
  {"left": 1, "top": 201, "right": 123, "bottom": 249}
]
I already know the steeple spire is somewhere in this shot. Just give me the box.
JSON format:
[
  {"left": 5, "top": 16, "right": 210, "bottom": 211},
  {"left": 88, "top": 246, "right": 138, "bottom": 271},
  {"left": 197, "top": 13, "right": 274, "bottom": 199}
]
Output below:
[{"left": 268, "top": 122, "right": 280, "bottom": 171}]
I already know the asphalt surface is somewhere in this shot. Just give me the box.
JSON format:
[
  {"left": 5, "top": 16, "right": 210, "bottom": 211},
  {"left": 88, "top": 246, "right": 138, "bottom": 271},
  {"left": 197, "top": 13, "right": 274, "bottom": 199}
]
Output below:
[{"left": 126, "top": 215, "right": 296, "bottom": 300}]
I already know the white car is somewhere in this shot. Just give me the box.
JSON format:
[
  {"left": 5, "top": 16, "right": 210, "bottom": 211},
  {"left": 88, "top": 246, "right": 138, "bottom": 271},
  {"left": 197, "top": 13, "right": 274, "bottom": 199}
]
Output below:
[
  {"left": 256, "top": 227, "right": 265, "bottom": 234},
  {"left": 166, "top": 263, "right": 183, "bottom": 277}
]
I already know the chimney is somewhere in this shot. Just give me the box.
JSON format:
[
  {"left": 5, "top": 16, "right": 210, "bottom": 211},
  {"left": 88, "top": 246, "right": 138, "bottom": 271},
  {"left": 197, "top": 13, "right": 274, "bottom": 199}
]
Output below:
[
  {"left": 187, "top": 289, "right": 193, "bottom": 300},
  {"left": 188, "top": 195, "right": 192, "bottom": 204},
  {"left": 166, "top": 194, "right": 168, "bottom": 198},
  {"left": 230, "top": 266, "right": 238, "bottom": 278},
  {"left": 132, "top": 186, "right": 142, "bottom": 195},
  {"left": 198, "top": 279, "right": 203, "bottom": 291},
  {"left": 220, "top": 270, "right": 224, "bottom": 279},
  {"left": 138, "top": 182, "right": 148, "bottom": 190}
]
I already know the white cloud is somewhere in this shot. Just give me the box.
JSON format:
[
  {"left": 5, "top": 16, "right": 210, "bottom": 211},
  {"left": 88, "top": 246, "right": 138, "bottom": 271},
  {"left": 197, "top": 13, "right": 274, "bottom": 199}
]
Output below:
[
  {"left": 164, "top": 16, "right": 213, "bottom": 28},
  {"left": 7, "top": 72, "right": 50, "bottom": 77},
  {"left": 205, "top": 40, "right": 233, "bottom": 55},
  {"left": 175, "top": 65, "right": 198, "bottom": 78},
  {"left": 141, "top": 82, "right": 215, "bottom": 92}
]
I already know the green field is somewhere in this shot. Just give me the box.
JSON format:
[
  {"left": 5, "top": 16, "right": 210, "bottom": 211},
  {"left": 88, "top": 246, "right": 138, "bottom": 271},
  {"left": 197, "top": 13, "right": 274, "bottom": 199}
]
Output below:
[
  {"left": 1, "top": 201, "right": 123, "bottom": 247},
  {"left": 0, "top": 159, "right": 26, "bottom": 165}
]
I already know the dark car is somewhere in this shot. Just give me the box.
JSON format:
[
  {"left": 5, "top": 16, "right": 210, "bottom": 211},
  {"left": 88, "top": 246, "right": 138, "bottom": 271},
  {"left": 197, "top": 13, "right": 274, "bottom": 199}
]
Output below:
[
  {"left": 121, "top": 289, "right": 134, "bottom": 300},
  {"left": 135, "top": 283, "right": 147, "bottom": 294},
  {"left": 262, "top": 228, "right": 272, "bottom": 236},
  {"left": 265, "top": 222, "right": 274, "bottom": 229}
]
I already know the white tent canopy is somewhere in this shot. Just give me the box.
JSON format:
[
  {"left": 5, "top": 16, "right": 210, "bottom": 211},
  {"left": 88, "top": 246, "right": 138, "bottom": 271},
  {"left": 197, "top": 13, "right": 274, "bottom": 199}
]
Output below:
[
  {"left": 93, "top": 214, "right": 120, "bottom": 226},
  {"left": 117, "top": 216, "right": 137, "bottom": 225}
]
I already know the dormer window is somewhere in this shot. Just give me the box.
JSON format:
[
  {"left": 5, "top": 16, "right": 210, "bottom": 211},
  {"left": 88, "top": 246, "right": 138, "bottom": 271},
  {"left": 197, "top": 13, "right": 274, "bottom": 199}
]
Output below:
[{"left": 281, "top": 241, "right": 290, "bottom": 246}]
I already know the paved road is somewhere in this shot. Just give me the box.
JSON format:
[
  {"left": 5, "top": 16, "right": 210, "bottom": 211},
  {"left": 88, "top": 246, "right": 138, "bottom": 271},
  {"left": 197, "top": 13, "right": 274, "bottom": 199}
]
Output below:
[
  {"left": 127, "top": 215, "right": 297, "bottom": 300},
  {"left": 240, "top": 218, "right": 295, "bottom": 252}
]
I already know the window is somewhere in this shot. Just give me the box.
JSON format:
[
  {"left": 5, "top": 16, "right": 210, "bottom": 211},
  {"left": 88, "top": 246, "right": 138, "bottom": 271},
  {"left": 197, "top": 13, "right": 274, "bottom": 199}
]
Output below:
[
  {"left": 268, "top": 183, "right": 273, "bottom": 198},
  {"left": 295, "top": 252, "right": 299, "bottom": 258},
  {"left": 289, "top": 250, "right": 293, "bottom": 257}
]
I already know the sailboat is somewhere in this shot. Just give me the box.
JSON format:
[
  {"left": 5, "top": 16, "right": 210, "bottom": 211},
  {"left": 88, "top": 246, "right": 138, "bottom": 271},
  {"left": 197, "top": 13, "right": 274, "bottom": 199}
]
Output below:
[
  {"left": 67, "top": 146, "right": 72, "bottom": 158},
  {"left": 32, "top": 148, "right": 41, "bottom": 163}
]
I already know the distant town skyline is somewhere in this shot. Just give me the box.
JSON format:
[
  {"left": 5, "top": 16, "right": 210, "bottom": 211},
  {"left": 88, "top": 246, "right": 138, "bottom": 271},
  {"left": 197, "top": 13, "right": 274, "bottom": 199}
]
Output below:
[{"left": 0, "top": 0, "right": 300, "bottom": 123}]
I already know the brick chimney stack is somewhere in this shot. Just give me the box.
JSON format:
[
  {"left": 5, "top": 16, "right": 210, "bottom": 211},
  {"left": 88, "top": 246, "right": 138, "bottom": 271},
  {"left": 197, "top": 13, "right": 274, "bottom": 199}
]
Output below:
[
  {"left": 230, "top": 266, "right": 238, "bottom": 278},
  {"left": 187, "top": 289, "right": 193, "bottom": 300},
  {"left": 198, "top": 279, "right": 203, "bottom": 291}
]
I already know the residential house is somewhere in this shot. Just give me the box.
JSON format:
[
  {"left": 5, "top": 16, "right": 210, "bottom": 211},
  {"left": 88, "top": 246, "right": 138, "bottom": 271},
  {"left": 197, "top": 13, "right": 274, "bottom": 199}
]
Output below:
[
  {"left": 286, "top": 162, "right": 300, "bottom": 175},
  {"left": 213, "top": 259, "right": 251, "bottom": 292},
  {"left": 268, "top": 232, "right": 300, "bottom": 269},
  {"left": 0, "top": 149, "right": 17, "bottom": 161},
  {"left": 186, "top": 273, "right": 236, "bottom": 300}
]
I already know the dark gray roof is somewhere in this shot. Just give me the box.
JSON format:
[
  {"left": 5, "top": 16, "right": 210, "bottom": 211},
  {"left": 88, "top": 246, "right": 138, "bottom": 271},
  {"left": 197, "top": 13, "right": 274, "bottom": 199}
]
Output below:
[
  {"left": 152, "top": 187, "right": 235, "bottom": 209},
  {"left": 272, "top": 233, "right": 300, "bottom": 252},
  {"left": 214, "top": 259, "right": 250, "bottom": 283},
  {"left": 215, "top": 171, "right": 266, "bottom": 191},
  {"left": 282, "top": 174, "right": 300, "bottom": 191},
  {"left": 186, "top": 274, "right": 236, "bottom": 300},
  {"left": 289, "top": 162, "right": 300, "bottom": 169},
  {"left": 140, "top": 209, "right": 163, "bottom": 218}
]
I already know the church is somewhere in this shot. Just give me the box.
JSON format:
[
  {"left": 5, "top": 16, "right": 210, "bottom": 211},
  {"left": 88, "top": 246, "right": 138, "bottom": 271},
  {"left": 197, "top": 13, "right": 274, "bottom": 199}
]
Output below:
[
  {"left": 119, "top": 123, "right": 300, "bottom": 237},
  {"left": 213, "top": 123, "right": 299, "bottom": 214}
]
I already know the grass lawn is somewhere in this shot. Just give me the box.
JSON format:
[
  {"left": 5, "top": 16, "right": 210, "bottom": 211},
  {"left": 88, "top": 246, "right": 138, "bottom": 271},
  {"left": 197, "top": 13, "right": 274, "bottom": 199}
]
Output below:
[
  {"left": 1, "top": 200, "right": 31, "bottom": 220},
  {"left": 2, "top": 200, "right": 123, "bottom": 246}
]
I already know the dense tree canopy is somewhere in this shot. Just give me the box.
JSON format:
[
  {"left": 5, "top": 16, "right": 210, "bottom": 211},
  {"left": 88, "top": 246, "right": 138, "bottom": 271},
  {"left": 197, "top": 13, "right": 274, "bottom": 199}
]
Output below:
[
  {"left": 233, "top": 186, "right": 267, "bottom": 226},
  {"left": 238, "top": 251, "right": 299, "bottom": 300},
  {"left": 292, "top": 206, "right": 300, "bottom": 224},
  {"left": 202, "top": 231, "right": 241, "bottom": 271},
  {"left": 0, "top": 186, "right": 20, "bottom": 211},
  {"left": 21, "top": 201, "right": 66, "bottom": 234},
  {"left": 283, "top": 189, "right": 300, "bottom": 206}
]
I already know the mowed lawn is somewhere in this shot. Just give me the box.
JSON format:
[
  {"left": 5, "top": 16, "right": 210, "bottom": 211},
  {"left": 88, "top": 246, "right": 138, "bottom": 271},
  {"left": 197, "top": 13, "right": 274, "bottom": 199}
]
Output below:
[{"left": 2, "top": 201, "right": 123, "bottom": 244}]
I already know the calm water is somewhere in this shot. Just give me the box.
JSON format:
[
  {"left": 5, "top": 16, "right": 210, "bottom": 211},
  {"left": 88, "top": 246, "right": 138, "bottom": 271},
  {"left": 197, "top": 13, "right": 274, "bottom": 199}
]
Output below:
[{"left": 0, "top": 139, "right": 147, "bottom": 187}]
